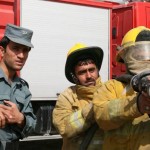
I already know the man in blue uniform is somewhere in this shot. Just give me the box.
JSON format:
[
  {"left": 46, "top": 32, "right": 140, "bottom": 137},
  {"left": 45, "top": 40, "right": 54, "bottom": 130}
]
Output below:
[{"left": 0, "top": 24, "right": 36, "bottom": 150}]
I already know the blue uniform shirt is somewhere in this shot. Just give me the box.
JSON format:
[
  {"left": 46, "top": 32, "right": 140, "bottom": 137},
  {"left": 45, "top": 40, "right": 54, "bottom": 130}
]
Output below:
[{"left": 0, "top": 68, "right": 36, "bottom": 143}]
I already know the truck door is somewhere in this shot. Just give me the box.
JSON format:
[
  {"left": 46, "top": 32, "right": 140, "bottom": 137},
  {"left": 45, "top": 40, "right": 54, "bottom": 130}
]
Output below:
[{"left": 112, "top": 1, "right": 150, "bottom": 78}]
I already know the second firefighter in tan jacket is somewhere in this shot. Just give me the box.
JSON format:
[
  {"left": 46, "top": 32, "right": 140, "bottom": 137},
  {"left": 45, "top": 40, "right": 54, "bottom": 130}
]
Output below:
[
  {"left": 93, "top": 26, "right": 150, "bottom": 150},
  {"left": 53, "top": 43, "right": 104, "bottom": 150}
]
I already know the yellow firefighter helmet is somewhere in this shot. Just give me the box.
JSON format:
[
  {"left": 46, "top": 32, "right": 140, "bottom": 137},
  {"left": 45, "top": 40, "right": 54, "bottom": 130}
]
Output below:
[
  {"left": 65, "top": 43, "right": 104, "bottom": 83},
  {"left": 116, "top": 26, "right": 150, "bottom": 63}
]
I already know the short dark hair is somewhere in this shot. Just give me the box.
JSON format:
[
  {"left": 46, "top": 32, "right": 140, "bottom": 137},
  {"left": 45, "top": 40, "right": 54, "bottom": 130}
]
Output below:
[
  {"left": 0, "top": 36, "right": 10, "bottom": 49},
  {"left": 72, "top": 56, "right": 97, "bottom": 74}
]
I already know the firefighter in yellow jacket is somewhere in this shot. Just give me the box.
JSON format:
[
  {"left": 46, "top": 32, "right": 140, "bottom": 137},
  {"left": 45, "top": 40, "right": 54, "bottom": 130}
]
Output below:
[
  {"left": 53, "top": 43, "right": 104, "bottom": 150},
  {"left": 93, "top": 26, "right": 150, "bottom": 150}
]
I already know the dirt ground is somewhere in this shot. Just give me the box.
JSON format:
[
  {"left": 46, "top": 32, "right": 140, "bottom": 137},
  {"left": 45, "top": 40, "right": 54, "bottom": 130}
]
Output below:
[{"left": 18, "top": 138, "right": 63, "bottom": 150}]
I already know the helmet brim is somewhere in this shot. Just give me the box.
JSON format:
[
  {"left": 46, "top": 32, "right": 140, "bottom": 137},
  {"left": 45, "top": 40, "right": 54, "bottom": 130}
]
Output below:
[
  {"left": 65, "top": 46, "right": 104, "bottom": 84},
  {"left": 116, "top": 51, "right": 124, "bottom": 63}
]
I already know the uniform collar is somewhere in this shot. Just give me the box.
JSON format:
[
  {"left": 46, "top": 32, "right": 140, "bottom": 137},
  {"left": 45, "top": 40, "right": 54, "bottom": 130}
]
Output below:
[
  {"left": 0, "top": 68, "right": 8, "bottom": 81},
  {"left": 0, "top": 68, "right": 21, "bottom": 86}
]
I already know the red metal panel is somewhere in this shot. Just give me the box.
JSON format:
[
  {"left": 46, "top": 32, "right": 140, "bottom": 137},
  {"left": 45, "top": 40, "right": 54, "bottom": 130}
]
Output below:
[
  {"left": 122, "top": 9, "right": 133, "bottom": 36},
  {"left": 130, "top": 2, "right": 150, "bottom": 27},
  {"left": 112, "top": 2, "right": 150, "bottom": 78},
  {"left": 146, "top": 7, "right": 150, "bottom": 28},
  {"left": 52, "top": 0, "right": 119, "bottom": 8},
  {"left": 0, "top": 0, "right": 20, "bottom": 39},
  {"left": 109, "top": 9, "right": 113, "bottom": 79},
  {"left": 112, "top": 5, "right": 133, "bottom": 78}
]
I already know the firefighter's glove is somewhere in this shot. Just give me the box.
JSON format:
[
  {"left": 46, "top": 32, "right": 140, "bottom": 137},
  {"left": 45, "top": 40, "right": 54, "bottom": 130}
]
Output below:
[
  {"left": 131, "top": 71, "right": 150, "bottom": 96},
  {"left": 82, "top": 103, "right": 95, "bottom": 123},
  {"left": 137, "top": 92, "right": 150, "bottom": 114}
]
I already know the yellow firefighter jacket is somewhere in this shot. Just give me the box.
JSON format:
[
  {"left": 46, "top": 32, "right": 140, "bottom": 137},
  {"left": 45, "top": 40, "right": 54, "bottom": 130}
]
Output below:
[
  {"left": 93, "top": 79, "right": 150, "bottom": 150},
  {"left": 53, "top": 77, "right": 104, "bottom": 150}
]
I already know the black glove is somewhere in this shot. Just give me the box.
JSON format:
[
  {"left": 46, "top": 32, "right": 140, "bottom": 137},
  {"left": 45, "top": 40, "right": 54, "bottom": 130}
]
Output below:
[
  {"left": 137, "top": 92, "right": 150, "bottom": 114},
  {"left": 131, "top": 70, "right": 150, "bottom": 96}
]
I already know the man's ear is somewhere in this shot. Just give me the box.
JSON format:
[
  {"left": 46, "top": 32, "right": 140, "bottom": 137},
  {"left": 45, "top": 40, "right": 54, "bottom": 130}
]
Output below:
[
  {"left": 0, "top": 46, "right": 5, "bottom": 57},
  {"left": 71, "top": 72, "right": 80, "bottom": 84}
]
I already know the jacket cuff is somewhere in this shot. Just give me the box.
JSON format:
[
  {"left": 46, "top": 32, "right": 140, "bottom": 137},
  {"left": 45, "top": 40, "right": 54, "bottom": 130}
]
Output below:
[{"left": 69, "top": 110, "right": 85, "bottom": 130}]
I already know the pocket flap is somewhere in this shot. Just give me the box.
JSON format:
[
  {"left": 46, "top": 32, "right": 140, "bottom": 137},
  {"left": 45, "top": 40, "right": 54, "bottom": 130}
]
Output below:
[
  {"left": 15, "top": 97, "right": 25, "bottom": 104},
  {"left": 0, "top": 95, "right": 10, "bottom": 101}
]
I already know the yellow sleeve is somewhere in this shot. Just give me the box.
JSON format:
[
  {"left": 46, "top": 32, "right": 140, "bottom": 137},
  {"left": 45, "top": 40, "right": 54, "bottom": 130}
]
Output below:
[
  {"left": 93, "top": 79, "right": 141, "bottom": 131},
  {"left": 52, "top": 88, "right": 91, "bottom": 138}
]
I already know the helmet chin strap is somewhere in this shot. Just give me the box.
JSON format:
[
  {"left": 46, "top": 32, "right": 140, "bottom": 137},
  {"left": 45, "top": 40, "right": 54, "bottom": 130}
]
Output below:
[{"left": 70, "top": 72, "right": 80, "bottom": 85}]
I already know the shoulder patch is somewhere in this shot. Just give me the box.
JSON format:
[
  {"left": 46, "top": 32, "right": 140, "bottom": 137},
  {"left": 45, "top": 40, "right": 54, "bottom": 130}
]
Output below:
[{"left": 20, "top": 78, "right": 29, "bottom": 88}]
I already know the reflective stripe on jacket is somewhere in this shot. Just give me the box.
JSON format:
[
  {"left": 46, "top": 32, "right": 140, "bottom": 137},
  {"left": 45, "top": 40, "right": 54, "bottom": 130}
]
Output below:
[{"left": 53, "top": 77, "right": 104, "bottom": 150}]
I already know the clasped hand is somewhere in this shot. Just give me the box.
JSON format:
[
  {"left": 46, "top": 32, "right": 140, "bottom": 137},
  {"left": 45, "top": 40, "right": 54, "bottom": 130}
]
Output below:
[{"left": 0, "top": 100, "right": 24, "bottom": 128}]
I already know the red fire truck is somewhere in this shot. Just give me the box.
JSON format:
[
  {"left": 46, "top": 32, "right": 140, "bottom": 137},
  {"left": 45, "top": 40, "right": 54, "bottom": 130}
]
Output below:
[{"left": 1, "top": 0, "right": 150, "bottom": 149}]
